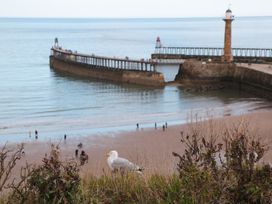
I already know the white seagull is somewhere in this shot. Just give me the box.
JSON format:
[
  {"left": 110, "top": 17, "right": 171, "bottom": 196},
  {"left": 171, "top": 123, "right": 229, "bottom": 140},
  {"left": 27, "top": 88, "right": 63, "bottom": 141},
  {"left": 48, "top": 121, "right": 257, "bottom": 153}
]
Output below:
[{"left": 107, "top": 150, "right": 143, "bottom": 174}]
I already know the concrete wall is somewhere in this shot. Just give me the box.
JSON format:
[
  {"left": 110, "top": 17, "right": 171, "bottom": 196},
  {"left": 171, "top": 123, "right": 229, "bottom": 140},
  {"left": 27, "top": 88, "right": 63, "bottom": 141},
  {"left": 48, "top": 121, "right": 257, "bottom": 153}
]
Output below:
[{"left": 50, "top": 56, "right": 165, "bottom": 87}]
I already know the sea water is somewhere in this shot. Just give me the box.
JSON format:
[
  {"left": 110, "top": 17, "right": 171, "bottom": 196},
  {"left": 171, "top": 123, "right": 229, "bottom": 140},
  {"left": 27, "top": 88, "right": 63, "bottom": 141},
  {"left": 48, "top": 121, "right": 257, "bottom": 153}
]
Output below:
[{"left": 0, "top": 17, "right": 271, "bottom": 143}]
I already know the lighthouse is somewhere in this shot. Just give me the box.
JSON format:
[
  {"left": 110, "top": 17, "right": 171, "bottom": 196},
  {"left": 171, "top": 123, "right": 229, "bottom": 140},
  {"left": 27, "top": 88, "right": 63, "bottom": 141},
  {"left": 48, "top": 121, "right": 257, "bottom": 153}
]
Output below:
[
  {"left": 54, "top": 37, "right": 59, "bottom": 48},
  {"left": 155, "top": 36, "right": 162, "bottom": 48},
  {"left": 222, "top": 9, "right": 234, "bottom": 62}
]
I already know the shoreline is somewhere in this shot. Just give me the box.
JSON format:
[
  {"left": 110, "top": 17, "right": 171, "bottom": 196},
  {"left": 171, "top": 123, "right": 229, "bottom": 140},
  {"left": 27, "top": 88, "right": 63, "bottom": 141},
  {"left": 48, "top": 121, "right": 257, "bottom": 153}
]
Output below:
[
  {"left": 5, "top": 109, "right": 272, "bottom": 178},
  {"left": 2, "top": 103, "right": 272, "bottom": 145}
]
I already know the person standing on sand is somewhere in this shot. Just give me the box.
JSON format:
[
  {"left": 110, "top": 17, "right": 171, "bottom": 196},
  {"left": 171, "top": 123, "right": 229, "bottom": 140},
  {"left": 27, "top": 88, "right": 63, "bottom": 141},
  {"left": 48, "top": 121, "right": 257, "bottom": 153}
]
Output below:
[
  {"left": 64, "top": 134, "right": 67, "bottom": 140},
  {"left": 79, "top": 150, "right": 88, "bottom": 165}
]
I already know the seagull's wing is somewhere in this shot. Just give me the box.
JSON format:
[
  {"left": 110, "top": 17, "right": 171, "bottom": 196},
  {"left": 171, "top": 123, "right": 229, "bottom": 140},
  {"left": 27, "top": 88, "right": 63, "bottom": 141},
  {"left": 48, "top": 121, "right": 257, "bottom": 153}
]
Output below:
[{"left": 112, "top": 157, "right": 141, "bottom": 171}]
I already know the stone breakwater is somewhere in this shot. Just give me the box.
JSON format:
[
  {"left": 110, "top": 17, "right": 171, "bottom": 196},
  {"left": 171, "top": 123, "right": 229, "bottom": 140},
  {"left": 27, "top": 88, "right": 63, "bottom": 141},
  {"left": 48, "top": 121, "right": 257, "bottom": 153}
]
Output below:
[
  {"left": 175, "top": 60, "right": 272, "bottom": 97},
  {"left": 49, "top": 47, "right": 165, "bottom": 87},
  {"left": 50, "top": 57, "right": 165, "bottom": 87}
]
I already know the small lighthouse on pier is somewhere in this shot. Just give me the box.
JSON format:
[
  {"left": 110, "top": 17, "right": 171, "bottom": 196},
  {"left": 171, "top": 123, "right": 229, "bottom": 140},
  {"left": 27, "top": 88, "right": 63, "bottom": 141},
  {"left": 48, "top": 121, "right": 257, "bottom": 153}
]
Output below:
[
  {"left": 155, "top": 36, "right": 162, "bottom": 48},
  {"left": 54, "top": 37, "right": 59, "bottom": 48},
  {"left": 222, "top": 8, "right": 234, "bottom": 62}
]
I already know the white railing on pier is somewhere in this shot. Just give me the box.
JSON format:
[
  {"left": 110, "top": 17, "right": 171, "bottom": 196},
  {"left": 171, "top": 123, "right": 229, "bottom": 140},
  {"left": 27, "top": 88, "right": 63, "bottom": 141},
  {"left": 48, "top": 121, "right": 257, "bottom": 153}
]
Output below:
[
  {"left": 154, "top": 47, "right": 272, "bottom": 58},
  {"left": 51, "top": 47, "right": 158, "bottom": 72}
]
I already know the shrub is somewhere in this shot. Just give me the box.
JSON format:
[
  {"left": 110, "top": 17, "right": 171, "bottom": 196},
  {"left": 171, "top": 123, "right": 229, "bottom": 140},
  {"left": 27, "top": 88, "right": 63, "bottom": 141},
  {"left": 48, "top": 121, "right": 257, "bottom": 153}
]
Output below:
[
  {"left": 0, "top": 144, "right": 24, "bottom": 193},
  {"left": 8, "top": 145, "right": 82, "bottom": 204},
  {"left": 173, "top": 122, "right": 272, "bottom": 204}
]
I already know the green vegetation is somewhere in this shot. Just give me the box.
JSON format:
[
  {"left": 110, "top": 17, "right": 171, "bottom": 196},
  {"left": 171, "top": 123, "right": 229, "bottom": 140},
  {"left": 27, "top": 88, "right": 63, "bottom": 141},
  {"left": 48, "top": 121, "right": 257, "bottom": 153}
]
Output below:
[{"left": 0, "top": 123, "right": 271, "bottom": 204}]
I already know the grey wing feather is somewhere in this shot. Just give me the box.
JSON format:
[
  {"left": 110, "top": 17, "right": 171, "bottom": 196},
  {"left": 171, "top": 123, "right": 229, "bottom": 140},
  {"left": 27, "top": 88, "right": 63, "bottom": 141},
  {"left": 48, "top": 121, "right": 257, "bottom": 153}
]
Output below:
[{"left": 112, "top": 158, "right": 140, "bottom": 171}]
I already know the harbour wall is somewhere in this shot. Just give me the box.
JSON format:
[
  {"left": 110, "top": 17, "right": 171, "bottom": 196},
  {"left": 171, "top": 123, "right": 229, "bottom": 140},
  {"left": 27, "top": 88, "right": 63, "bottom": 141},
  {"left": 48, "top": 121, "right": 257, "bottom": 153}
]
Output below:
[
  {"left": 234, "top": 65, "right": 272, "bottom": 91},
  {"left": 175, "top": 60, "right": 272, "bottom": 97},
  {"left": 50, "top": 56, "right": 165, "bottom": 87}
]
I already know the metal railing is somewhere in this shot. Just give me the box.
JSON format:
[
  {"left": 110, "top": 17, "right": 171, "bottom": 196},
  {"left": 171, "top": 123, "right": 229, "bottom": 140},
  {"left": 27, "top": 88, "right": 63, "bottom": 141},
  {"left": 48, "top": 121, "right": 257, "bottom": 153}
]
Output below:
[
  {"left": 152, "top": 59, "right": 185, "bottom": 64},
  {"left": 51, "top": 47, "right": 157, "bottom": 72},
  {"left": 154, "top": 47, "right": 272, "bottom": 58}
]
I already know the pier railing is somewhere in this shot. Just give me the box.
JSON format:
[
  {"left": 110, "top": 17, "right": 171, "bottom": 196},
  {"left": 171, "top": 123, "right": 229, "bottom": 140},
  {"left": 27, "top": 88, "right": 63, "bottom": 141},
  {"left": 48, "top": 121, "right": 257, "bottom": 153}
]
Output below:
[
  {"left": 51, "top": 47, "right": 157, "bottom": 72},
  {"left": 154, "top": 47, "right": 272, "bottom": 58}
]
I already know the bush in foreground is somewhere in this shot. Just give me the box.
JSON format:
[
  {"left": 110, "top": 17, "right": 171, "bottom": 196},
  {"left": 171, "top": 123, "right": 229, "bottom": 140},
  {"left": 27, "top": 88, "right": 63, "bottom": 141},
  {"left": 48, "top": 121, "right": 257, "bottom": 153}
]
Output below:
[
  {"left": 7, "top": 145, "right": 81, "bottom": 204},
  {"left": 172, "top": 123, "right": 272, "bottom": 204}
]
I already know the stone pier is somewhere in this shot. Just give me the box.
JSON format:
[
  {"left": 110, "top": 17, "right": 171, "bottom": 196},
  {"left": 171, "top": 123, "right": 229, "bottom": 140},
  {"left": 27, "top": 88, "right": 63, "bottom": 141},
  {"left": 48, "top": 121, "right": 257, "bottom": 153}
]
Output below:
[{"left": 175, "top": 60, "right": 272, "bottom": 97}]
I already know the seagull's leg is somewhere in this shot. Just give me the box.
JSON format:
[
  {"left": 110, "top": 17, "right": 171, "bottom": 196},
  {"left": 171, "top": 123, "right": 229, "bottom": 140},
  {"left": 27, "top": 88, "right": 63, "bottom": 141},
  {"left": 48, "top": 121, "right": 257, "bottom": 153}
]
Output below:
[{"left": 120, "top": 167, "right": 125, "bottom": 176}]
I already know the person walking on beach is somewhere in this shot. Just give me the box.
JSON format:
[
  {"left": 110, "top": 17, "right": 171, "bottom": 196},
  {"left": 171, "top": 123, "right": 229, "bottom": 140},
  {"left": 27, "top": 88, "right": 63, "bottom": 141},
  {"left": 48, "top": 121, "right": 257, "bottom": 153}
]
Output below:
[
  {"left": 162, "top": 125, "right": 165, "bottom": 131},
  {"left": 155, "top": 122, "right": 157, "bottom": 129},
  {"left": 75, "top": 149, "right": 79, "bottom": 158},
  {"left": 136, "top": 123, "right": 139, "bottom": 129},
  {"left": 35, "top": 130, "right": 38, "bottom": 139},
  {"left": 64, "top": 134, "right": 67, "bottom": 140},
  {"left": 165, "top": 122, "right": 168, "bottom": 129}
]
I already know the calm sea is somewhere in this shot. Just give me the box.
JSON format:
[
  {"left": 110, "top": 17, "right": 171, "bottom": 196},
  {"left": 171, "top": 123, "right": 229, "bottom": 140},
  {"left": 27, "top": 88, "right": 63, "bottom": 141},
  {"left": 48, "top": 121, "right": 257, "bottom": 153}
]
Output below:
[{"left": 0, "top": 17, "right": 271, "bottom": 143}]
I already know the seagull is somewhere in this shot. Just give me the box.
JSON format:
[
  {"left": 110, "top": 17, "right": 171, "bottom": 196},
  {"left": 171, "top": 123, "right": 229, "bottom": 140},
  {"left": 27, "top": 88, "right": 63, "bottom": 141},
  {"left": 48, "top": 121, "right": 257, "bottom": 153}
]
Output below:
[{"left": 107, "top": 150, "right": 144, "bottom": 174}]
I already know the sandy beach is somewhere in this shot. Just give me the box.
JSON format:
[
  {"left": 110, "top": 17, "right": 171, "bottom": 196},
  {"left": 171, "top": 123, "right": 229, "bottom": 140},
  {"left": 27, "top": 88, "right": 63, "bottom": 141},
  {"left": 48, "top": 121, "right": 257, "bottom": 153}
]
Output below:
[{"left": 6, "top": 110, "right": 272, "bottom": 179}]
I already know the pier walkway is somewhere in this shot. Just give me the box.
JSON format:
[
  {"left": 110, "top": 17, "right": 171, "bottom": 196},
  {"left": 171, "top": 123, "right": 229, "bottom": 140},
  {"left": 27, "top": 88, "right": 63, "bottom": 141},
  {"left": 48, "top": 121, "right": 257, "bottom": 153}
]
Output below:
[
  {"left": 51, "top": 47, "right": 158, "bottom": 72},
  {"left": 236, "top": 63, "right": 272, "bottom": 75},
  {"left": 152, "top": 47, "right": 272, "bottom": 63}
]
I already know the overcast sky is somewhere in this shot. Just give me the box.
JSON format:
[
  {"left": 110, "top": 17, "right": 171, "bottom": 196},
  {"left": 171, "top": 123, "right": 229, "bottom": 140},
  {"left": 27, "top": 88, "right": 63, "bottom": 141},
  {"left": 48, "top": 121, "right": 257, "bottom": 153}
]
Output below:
[{"left": 1, "top": 0, "right": 272, "bottom": 18}]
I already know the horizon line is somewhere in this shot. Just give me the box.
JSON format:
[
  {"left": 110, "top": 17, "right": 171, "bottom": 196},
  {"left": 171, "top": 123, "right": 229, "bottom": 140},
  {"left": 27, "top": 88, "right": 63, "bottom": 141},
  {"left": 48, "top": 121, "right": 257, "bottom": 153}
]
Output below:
[{"left": 0, "top": 15, "right": 272, "bottom": 19}]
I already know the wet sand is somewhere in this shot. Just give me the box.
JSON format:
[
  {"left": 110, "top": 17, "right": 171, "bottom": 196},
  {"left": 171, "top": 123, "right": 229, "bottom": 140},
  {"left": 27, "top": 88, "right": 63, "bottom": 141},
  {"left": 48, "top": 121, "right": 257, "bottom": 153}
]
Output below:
[{"left": 6, "top": 110, "right": 272, "bottom": 179}]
